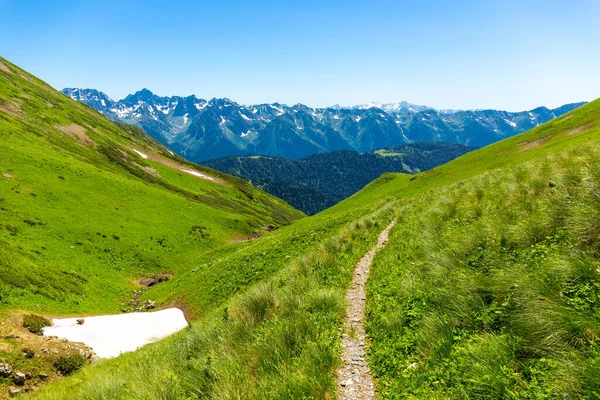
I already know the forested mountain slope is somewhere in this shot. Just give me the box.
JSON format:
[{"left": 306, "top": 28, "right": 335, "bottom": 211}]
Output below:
[{"left": 204, "top": 142, "right": 474, "bottom": 214}]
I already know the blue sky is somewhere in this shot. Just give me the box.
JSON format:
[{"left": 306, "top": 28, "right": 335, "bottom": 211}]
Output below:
[{"left": 1, "top": 0, "right": 599, "bottom": 110}]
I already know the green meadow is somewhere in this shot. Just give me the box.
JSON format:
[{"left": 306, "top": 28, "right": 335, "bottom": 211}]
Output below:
[{"left": 1, "top": 56, "right": 599, "bottom": 398}]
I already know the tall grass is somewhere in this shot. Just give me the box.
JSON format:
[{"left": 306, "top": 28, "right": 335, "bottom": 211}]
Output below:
[
  {"left": 31, "top": 205, "right": 397, "bottom": 399},
  {"left": 367, "top": 145, "right": 600, "bottom": 398}
]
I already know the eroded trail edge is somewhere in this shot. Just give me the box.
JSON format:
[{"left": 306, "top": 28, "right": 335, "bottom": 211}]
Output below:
[{"left": 337, "top": 218, "right": 397, "bottom": 400}]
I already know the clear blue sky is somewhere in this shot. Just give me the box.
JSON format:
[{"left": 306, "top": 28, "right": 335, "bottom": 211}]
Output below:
[{"left": 1, "top": 0, "right": 599, "bottom": 110}]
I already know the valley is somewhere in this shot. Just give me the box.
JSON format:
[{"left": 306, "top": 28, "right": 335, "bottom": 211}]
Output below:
[
  {"left": 0, "top": 56, "right": 599, "bottom": 399},
  {"left": 204, "top": 142, "right": 475, "bottom": 214}
]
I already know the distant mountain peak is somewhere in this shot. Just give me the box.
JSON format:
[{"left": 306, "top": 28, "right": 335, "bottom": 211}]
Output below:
[{"left": 61, "top": 87, "right": 586, "bottom": 162}]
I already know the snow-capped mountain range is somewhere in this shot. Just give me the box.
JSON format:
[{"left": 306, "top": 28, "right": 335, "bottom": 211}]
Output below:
[{"left": 62, "top": 88, "right": 585, "bottom": 162}]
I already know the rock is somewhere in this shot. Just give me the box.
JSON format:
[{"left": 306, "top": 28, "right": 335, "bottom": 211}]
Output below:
[
  {"left": 13, "top": 372, "right": 26, "bottom": 386},
  {"left": 145, "top": 300, "right": 156, "bottom": 309},
  {"left": 58, "top": 337, "right": 68, "bottom": 342},
  {"left": 4, "top": 334, "right": 19, "bottom": 339},
  {"left": 39, "top": 373, "right": 48, "bottom": 380},
  {"left": 8, "top": 387, "right": 21, "bottom": 397},
  {"left": 0, "top": 363, "right": 13, "bottom": 377},
  {"left": 76, "top": 318, "right": 85, "bottom": 325},
  {"left": 24, "top": 372, "right": 32, "bottom": 380}
]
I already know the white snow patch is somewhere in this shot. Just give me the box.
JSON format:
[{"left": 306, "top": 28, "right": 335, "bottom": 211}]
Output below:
[
  {"left": 181, "top": 168, "right": 215, "bottom": 181},
  {"left": 100, "top": 99, "right": 106, "bottom": 107},
  {"left": 183, "top": 113, "right": 189, "bottom": 124},
  {"left": 156, "top": 104, "right": 170, "bottom": 115},
  {"left": 503, "top": 118, "right": 517, "bottom": 128},
  {"left": 241, "top": 130, "right": 251, "bottom": 137},
  {"left": 240, "top": 112, "right": 251, "bottom": 121},
  {"left": 269, "top": 104, "right": 285, "bottom": 115},
  {"left": 42, "top": 308, "right": 188, "bottom": 359},
  {"left": 219, "top": 116, "right": 226, "bottom": 125},
  {"left": 194, "top": 102, "right": 208, "bottom": 111},
  {"left": 355, "top": 116, "right": 362, "bottom": 122},
  {"left": 133, "top": 149, "right": 148, "bottom": 159}
]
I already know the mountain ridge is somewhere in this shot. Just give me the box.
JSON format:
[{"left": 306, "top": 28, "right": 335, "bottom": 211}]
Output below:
[{"left": 62, "top": 87, "right": 586, "bottom": 161}]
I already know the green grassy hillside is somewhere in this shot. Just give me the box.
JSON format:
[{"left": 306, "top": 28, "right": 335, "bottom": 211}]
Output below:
[
  {"left": 0, "top": 56, "right": 303, "bottom": 316},
  {"left": 2, "top": 56, "right": 598, "bottom": 398}
]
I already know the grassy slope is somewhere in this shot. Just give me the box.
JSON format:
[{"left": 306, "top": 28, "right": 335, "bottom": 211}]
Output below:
[
  {"left": 31, "top": 98, "right": 600, "bottom": 397},
  {"left": 362, "top": 101, "right": 600, "bottom": 398},
  {"left": 0, "top": 57, "right": 303, "bottom": 316}
]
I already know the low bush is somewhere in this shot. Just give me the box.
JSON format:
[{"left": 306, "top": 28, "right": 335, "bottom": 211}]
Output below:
[
  {"left": 22, "top": 314, "right": 51, "bottom": 335},
  {"left": 54, "top": 355, "right": 85, "bottom": 376}
]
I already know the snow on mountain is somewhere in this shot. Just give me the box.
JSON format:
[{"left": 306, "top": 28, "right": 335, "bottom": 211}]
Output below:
[{"left": 61, "top": 88, "right": 586, "bottom": 162}]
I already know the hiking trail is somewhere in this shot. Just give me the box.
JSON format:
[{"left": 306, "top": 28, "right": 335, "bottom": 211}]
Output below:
[{"left": 337, "top": 218, "right": 397, "bottom": 400}]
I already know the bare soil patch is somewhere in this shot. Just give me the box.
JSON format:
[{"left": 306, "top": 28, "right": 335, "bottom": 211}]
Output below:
[
  {"left": 0, "top": 61, "right": 12, "bottom": 74},
  {"left": 519, "top": 135, "right": 552, "bottom": 151},
  {"left": 0, "top": 102, "right": 22, "bottom": 118},
  {"left": 137, "top": 273, "right": 173, "bottom": 287},
  {"left": 0, "top": 312, "right": 95, "bottom": 399},
  {"left": 566, "top": 125, "right": 589, "bottom": 136},
  {"left": 55, "top": 124, "right": 97, "bottom": 148}
]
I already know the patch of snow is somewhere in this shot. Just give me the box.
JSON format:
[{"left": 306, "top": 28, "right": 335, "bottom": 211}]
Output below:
[
  {"left": 42, "top": 309, "right": 188, "bottom": 359},
  {"left": 133, "top": 149, "right": 148, "bottom": 159},
  {"left": 219, "top": 116, "right": 226, "bottom": 125},
  {"left": 101, "top": 99, "right": 106, "bottom": 107},
  {"left": 156, "top": 104, "right": 170, "bottom": 115},
  {"left": 183, "top": 113, "right": 189, "bottom": 124},
  {"left": 503, "top": 118, "right": 517, "bottom": 128},
  {"left": 240, "top": 112, "right": 251, "bottom": 121},
  {"left": 181, "top": 168, "right": 215, "bottom": 181},
  {"left": 355, "top": 116, "right": 362, "bottom": 122},
  {"left": 241, "top": 130, "right": 251, "bottom": 137},
  {"left": 194, "top": 102, "right": 208, "bottom": 111},
  {"left": 269, "top": 104, "right": 285, "bottom": 115}
]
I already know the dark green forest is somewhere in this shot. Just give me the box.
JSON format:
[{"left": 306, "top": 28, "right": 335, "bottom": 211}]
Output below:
[{"left": 203, "top": 142, "right": 474, "bottom": 214}]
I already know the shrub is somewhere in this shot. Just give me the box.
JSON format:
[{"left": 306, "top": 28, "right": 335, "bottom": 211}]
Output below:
[
  {"left": 22, "top": 314, "right": 51, "bottom": 335},
  {"left": 22, "top": 348, "right": 35, "bottom": 358},
  {"left": 54, "top": 354, "right": 86, "bottom": 376}
]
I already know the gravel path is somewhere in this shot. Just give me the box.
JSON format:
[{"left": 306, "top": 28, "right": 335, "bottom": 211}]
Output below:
[{"left": 337, "top": 219, "right": 397, "bottom": 400}]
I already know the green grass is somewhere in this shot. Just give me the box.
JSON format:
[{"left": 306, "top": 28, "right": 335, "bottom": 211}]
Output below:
[
  {"left": 0, "top": 57, "right": 303, "bottom": 316},
  {"left": 30, "top": 206, "right": 397, "bottom": 399},
  {"left": 366, "top": 146, "right": 600, "bottom": 398},
  {"left": 2, "top": 55, "right": 600, "bottom": 398},
  {"left": 373, "top": 149, "right": 403, "bottom": 157}
]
